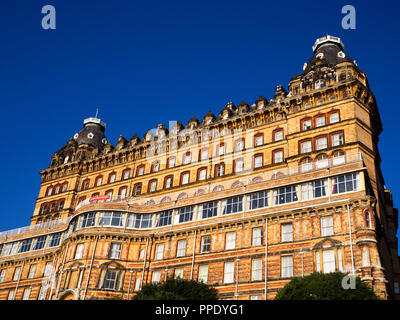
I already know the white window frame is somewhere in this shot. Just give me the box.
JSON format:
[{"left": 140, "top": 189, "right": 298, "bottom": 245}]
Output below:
[
  {"left": 223, "top": 262, "right": 234, "bottom": 284},
  {"left": 281, "top": 255, "right": 293, "bottom": 278},
  {"left": 301, "top": 141, "right": 312, "bottom": 153},
  {"left": 198, "top": 265, "right": 208, "bottom": 283},
  {"left": 251, "top": 258, "right": 263, "bottom": 281},
  {"left": 274, "top": 150, "right": 283, "bottom": 163},
  {"left": 75, "top": 243, "right": 85, "bottom": 260},
  {"left": 225, "top": 232, "right": 236, "bottom": 250},
  {"left": 281, "top": 223, "right": 293, "bottom": 242},
  {"left": 176, "top": 239, "right": 187, "bottom": 257},
  {"left": 321, "top": 216, "right": 334, "bottom": 236},
  {"left": 252, "top": 227, "right": 263, "bottom": 246},
  {"left": 155, "top": 243, "right": 164, "bottom": 260}
]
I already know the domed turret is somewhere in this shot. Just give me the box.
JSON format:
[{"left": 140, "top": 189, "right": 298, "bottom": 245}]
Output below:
[
  {"left": 303, "top": 35, "right": 353, "bottom": 74},
  {"left": 73, "top": 116, "right": 108, "bottom": 151}
]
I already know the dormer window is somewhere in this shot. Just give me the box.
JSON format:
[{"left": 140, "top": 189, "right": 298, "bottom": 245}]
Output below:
[{"left": 315, "top": 80, "right": 325, "bottom": 90}]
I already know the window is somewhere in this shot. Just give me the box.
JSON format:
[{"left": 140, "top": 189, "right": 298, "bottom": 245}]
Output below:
[
  {"left": 123, "top": 169, "right": 130, "bottom": 180},
  {"left": 322, "top": 250, "right": 336, "bottom": 273},
  {"left": 82, "top": 180, "right": 90, "bottom": 190},
  {"left": 13, "top": 267, "right": 21, "bottom": 281},
  {"left": 176, "top": 239, "right": 187, "bottom": 257},
  {"left": 7, "top": 289, "right": 15, "bottom": 300},
  {"left": 301, "top": 179, "right": 328, "bottom": 200},
  {"left": 134, "top": 183, "right": 142, "bottom": 195},
  {"left": 394, "top": 282, "right": 400, "bottom": 295},
  {"left": 18, "top": 239, "right": 32, "bottom": 253},
  {"left": 109, "top": 173, "right": 116, "bottom": 183},
  {"left": 151, "top": 161, "right": 160, "bottom": 173},
  {"left": 329, "top": 112, "right": 340, "bottom": 124},
  {"left": 234, "top": 158, "right": 244, "bottom": 173},
  {"left": 55, "top": 185, "right": 60, "bottom": 194},
  {"left": 302, "top": 119, "right": 312, "bottom": 131},
  {"left": 104, "top": 190, "right": 113, "bottom": 202},
  {"left": 274, "top": 130, "right": 283, "bottom": 142},
  {"left": 98, "top": 212, "right": 125, "bottom": 227},
  {"left": 225, "top": 232, "right": 236, "bottom": 250},
  {"left": 316, "top": 137, "right": 328, "bottom": 150},
  {"left": 119, "top": 187, "right": 127, "bottom": 199},
  {"left": 3, "top": 242, "right": 18, "bottom": 256},
  {"left": 167, "top": 157, "right": 176, "bottom": 168},
  {"left": 222, "top": 196, "right": 243, "bottom": 215},
  {"left": 254, "top": 154, "right": 263, "bottom": 168},
  {"left": 0, "top": 269, "right": 6, "bottom": 283},
  {"left": 215, "top": 163, "right": 225, "bottom": 177},
  {"left": 252, "top": 258, "right": 263, "bottom": 281},
  {"left": 176, "top": 206, "right": 194, "bottom": 223},
  {"left": 217, "top": 144, "right": 225, "bottom": 156},
  {"left": 198, "top": 265, "right": 208, "bottom": 283},
  {"left": 95, "top": 176, "right": 103, "bottom": 186},
  {"left": 75, "top": 243, "right": 85, "bottom": 259},
  {"left": 315, "top": 79, "right": 325, "bottom": 89},
  {"left": 62, "top": 183, "right": 68, "bottom": 192},
  {"left": 181, "top": 172, "right": 190, "bottom": 185},
  {"left": 315, "top": 116, "right": 325, "bottom": 127},
  {"left": 134, "top": 277, "right": 141, "bottom": 291},
  {"left": 252, "top": 227, "right": 263, "bottom": 246},
  {"left": 281, "top": 256, "right": 293, "bottom": 278},
  {"left": 273, "top": 185, "right": 298, "bottom": 205},
  {"left": 199, "top": 201, "right": 218, "bottom": 219},
  {"left": 321, "top": 216, "right": 334, "bottom": 236},
  {"left": 316, "top": 154, "right": 329, "bottom": 169},
  {"left": 43, "top": 262, "right": 53, "bottom": 277},
  {"left": 200, "top": 236, "right": 211, "bottom": 253},
  {"left": 174, "top": 268, "right": 184, "bottom": 279},
  {"left": 48, "top": 233, "right": 62, "bottom": 247},
  {"left": 152, "top": 271, "right": 161, "bottom": 283},
  {"left": 183, "top": 152, "right": 192, "bottom": 164},
  {"left": 28, "top": 265, "right": 36, "bottom": 279},
  {"left": 301, "top": 157, "right": 313, "bottom": 172},
  {"left": 156, "top": 210, "right": 173, "bottom": 227},
  {"left": 149, "top": 179, "right": 157, "bottom": 193},
  {"left": 200, "top": 149, "right": 209, "bottom": 161},
  {"left": 198, "top": 168, "right": 207, "bottom": 181},
  {"left": 224, "top": 262, "right": 234, "bottom": 284},
  {"left": 164, "top": 176, "right": 173, "bottom": 189},
  {"left": 137, "top": 165, "right": 145, "bottom": 176},
  {"left": 300, "top": 140, "right": 312, "bottom": 153},
  {"left": 281, "top": 223, "right": 293, "bottom": 242},
  {"left": 331, "top": 132, "right": 344, "bottom": 146},
  {"left": 273, "top": 150, "right": 284, "bottom": 163},
  {"left": 254, "top": 134, "right": 263, "bottom": 147},
  {"left": 247, "top": 191, "right": 269, "bottom": 210},
  {"left": 331, "top": 173, "right": 360, "bottom": 194},
  {"left": 235, "top": 139, "right": 244, "bottom": 152},
  {"left": 80, "top": 213, "right": 96, "bottom": 228},
  {"left": 22, "top": 288, "right": 31, "bottom": 300},
  {"left": 250, "top": 295, "right": 261, "bottom": 300},
  {"left": 109, "top": 243, "right": 122, "bottom": 259},
  {"left": 103, "top": 270, "right": 119, "bottom": 289},
  {"left": 332, "top": 150, "right": 345, "bottom": 165},
  {"left": 58, "top": 200, "right": 65, "bottom": 210},
  {"left": 155, "top": 243, "right": 164, "bottom": 260},
  {"left": 32, "top": 236, "right": 46, "bottom": 251},
  {"left": 365, "top": 210, "right": 371, "bottom": 228},
  {"left": 127, "top": 214, "right": 152, "bottom": 229},
  {"left": 47, "top": 187, "right": 53, "bottom": 196}
]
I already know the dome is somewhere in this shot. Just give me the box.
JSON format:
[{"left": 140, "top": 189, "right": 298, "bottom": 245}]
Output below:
[
  {"left": 73, "top": 117, "right": 108, "bottom": 151},
  {"left": 303, "top": 35, "right": 353, "bottom": 74}
]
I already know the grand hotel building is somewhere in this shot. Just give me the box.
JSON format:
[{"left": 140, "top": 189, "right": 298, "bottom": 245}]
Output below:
[{"left": 0, "top": 35, "right": 399, "bottom": 300}]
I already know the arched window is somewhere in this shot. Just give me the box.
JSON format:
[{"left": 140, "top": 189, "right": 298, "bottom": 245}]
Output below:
[
  {"left": 316, "top": 153, "right": 329, "bottom": 169},
  {"left": 95, "top": 175, "right": 103, "bottom": 187},
  {"left": 61, "top": 182, "right": 68, "bottom": 192},
  {"left": 332, "top": 150, "right": 345, "bottom": 165},
  {"left": 81, "top": 179, "right": 90, "bottom": 191},
  {"left": 164, "top": 175, "right": 174, "bottom": 189},
  {"left": 122, "top": 169, "right": 130, "bottom": 180},
  {"left": 167, "top": 156, "right": 176, "bottom": 168},
  {"left": 180, "top": 171, "right": 190, "bottom": 185},
  {"left": 136, "top": 164, "right": 145, "bottom": 176},
  {"left": 108, "top": 172, "right": 117, "bottom": 183},
  {"left": 133, "top": 183, "right": 142, "bottom": 196},
  {"left": 151, "top": 161, "right": 160, "bottom": 173},
  {"left": 148, "top": 179, "right": 158, "bottom": 193},
  {"left": 119, "top": 186, "right": 128, "bottom": 199},
  {"left": 182, "top": 151, "right": 192, "bottom": 165},
  {"left": 301, "top": 157, "right": 313, "bottom": 173}
]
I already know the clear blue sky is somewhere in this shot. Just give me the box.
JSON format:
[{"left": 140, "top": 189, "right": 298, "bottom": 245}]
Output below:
[{"left": 0, "top": 0, "right": 399, "bottom": 249}]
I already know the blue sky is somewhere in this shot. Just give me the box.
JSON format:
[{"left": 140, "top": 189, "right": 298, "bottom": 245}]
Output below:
[{"left": 0, "top": 0, "right": 399, "bottom": 250}]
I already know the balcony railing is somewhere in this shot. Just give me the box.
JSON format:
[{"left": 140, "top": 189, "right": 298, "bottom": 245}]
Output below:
[{"left": 0, "top": 152, "right": 363, "bottom": 240}]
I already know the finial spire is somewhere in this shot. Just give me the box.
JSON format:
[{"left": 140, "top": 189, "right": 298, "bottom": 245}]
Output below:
[{"left": 95, "top": 108, "right": 99, "bottom": 118}]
